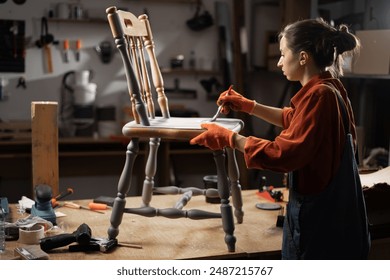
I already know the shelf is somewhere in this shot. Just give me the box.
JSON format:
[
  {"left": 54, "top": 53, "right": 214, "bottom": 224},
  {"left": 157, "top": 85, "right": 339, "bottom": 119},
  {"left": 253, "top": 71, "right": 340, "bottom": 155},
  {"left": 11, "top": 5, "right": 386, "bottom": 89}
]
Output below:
[
  {"left": 47, "top": 18, "right": 107, "bottom": 24},
  {"left": 318, "top": 0, "right": 345, "bottom": 4},
  {"left": 124, "top": 0, "right": 197, "bottom": 3}
]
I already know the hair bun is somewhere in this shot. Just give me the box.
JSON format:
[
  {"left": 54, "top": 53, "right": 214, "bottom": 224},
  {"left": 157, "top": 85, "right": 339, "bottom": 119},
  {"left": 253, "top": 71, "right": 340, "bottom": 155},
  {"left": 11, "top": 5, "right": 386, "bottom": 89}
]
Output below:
[{"left": 339, "top": 24, "right": 348, "bottom": 33}]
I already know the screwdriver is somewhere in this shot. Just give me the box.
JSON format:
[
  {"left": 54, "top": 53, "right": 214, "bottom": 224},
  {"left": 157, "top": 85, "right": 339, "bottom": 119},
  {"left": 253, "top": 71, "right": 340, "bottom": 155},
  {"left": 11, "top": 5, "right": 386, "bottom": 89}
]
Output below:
[
  {"left": 63, "top": 201, "right": 105, "bottom": 214},
  {"left": 63, "top": 39, "right": 69, "bottom": 63},
  {"left": 75, "top": 39, "right": 81, "bottom": 62}
]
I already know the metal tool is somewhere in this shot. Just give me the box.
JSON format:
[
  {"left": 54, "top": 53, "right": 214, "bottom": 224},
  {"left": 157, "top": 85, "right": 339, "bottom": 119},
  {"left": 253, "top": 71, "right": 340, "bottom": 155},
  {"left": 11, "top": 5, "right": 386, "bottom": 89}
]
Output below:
[
  {"left": 75, "top": 39, "right": 81, "bottom": 61},
  {"left": 209, "top": 85, "right": 233, "bottom": 122},
  {"left": 63, "top": 39, "right": 69, "bottom": 63}
]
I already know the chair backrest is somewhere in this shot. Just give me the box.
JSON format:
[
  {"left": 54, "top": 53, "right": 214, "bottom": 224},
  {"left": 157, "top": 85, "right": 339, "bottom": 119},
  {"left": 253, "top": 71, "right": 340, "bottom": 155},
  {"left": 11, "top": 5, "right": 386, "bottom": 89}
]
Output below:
[{"left": 106, "top": 6, "right": 170, "bottom": 126}]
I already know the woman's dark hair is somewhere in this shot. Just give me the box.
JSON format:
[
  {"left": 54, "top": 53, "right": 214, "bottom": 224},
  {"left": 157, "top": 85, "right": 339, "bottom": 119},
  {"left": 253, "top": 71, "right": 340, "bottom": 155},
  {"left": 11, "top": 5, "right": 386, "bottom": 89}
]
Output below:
[{"left": 278, "top": 18, "right": 360, "bottom": 77}]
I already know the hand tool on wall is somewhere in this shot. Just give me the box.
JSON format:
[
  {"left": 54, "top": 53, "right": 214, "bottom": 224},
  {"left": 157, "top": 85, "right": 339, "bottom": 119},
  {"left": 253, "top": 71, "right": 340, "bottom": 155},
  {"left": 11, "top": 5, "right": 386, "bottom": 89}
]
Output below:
[
  {"left": 35, "top": 17, "right": 55, "bottom": 73},
  {"left": 40, "top": 223, "right": 91, "bottom": 252},
  {"left": 16, "top": 76, "right": 26, "bottom": 89},
  {"left": 63, "top": 39, "right": 69, "bottom": 63},
  {"left": 75, "top": 39, "right": 81, "bottom": 61},
  {"left": 44, "top": 44, "right": 53, "bottom": 73}
]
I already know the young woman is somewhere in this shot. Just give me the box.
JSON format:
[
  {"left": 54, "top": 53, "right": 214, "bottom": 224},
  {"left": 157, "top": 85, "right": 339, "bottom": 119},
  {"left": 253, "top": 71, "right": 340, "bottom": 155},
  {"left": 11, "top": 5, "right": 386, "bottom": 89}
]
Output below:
[{"left": 190, "top": 18, "right": 370, "bottom": 259}]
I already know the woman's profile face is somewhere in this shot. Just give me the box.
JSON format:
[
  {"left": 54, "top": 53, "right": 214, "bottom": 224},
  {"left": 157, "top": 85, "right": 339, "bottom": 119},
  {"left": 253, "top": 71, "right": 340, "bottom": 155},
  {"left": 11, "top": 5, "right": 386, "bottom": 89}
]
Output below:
[{"left": 277, "top": 36, "right": 302, "bottom": 82}]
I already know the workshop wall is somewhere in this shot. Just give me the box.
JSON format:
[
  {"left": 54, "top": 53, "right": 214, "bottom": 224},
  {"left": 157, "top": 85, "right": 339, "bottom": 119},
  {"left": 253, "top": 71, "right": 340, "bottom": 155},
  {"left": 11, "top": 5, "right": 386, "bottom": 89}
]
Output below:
[
  {"left": 0, "top": 0, "right": 229, "bottom": 124},
  {"left": 0, "top": 0, "right": 233, "bottom": 201}
]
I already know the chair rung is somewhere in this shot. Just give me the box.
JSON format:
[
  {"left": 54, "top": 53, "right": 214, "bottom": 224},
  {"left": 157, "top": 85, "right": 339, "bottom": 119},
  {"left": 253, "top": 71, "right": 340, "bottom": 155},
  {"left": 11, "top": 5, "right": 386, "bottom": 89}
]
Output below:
[
  {"left": 124, "top": 206, "right": 221, "bottom": 219},
  {"left": 153, "top": 186, "right": 219, "bottom": 198}
]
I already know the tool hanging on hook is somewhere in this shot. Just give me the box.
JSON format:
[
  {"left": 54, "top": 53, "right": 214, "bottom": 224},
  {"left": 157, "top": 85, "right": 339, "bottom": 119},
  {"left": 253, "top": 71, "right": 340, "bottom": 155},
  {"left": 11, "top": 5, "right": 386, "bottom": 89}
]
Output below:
[
  {"left": 35, "top": 17, "right": 58, "bottom": 73},
  {"left": 63, "top": 39, "right": 69, "bottom": 63},
  {"left": 186, "top": 0, "right": 214, "bottom": 31},
  {"left": 75, "top": 39, "right": 82, "bottom": 62}
]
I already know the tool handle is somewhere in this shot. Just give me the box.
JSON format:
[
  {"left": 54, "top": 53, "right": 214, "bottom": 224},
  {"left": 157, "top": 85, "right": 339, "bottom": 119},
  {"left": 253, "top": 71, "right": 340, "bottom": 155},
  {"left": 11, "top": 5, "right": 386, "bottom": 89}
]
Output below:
[
  {"left": 63, "top": 201, "right": 105, "bottom": 213},
  {"left": 51, "top": 198, "right": 59, "bottom": 208},
  {"left": 55, "top": 187, "right": 74, "bottom": 201},
  {"left": 63, "top": 39, "right": 69, "bottom": 50},
  {"left": 40, "top": 233, "right": 76, "bottom": 251},
  {"left": 76, "top": 39, "right": 82, "bottom": 50},
  {"left": 88, "top": 202, "right": 108, "bottom": 210}
]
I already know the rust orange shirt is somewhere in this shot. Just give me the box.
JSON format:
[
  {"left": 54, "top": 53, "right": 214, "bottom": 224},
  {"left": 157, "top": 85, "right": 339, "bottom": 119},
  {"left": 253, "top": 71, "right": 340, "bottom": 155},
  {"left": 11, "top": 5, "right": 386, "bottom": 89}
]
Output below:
[{"left": 244, "top": 72, "right": 357, "bottom": 194}]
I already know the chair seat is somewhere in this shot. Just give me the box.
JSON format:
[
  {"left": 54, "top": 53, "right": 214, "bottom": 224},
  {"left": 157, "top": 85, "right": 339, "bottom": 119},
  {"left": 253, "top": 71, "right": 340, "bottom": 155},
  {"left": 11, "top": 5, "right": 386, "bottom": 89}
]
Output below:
[{"left": 122, "top": 117, "right": 244, "bottom": 140}]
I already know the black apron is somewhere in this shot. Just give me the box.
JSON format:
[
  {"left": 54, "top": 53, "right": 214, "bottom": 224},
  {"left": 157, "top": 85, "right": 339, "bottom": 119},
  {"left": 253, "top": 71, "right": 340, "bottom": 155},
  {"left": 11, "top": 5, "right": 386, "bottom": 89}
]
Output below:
[{"left": 281, "top": 87, "right": 371, "bottom": 260}]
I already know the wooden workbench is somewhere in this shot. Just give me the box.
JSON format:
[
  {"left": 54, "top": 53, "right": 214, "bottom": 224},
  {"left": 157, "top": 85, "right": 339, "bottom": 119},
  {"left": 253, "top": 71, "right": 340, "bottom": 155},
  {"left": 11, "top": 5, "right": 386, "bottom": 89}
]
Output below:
[{"left": 1, "top": 190, "right": 283, "bottom": 260}]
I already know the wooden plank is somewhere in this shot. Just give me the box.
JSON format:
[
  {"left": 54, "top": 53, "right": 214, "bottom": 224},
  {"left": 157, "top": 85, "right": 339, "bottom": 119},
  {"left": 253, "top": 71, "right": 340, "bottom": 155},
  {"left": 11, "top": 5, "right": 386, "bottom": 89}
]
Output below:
[{"left": 31, "top": 101, "right": 59, "bottom": 196}]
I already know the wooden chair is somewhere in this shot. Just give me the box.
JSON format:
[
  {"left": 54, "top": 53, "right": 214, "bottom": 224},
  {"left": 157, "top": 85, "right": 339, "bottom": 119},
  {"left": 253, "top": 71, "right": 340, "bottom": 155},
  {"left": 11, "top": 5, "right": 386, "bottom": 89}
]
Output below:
[{"left": 106, "top": 6, "right": 244, "bottom": 252}]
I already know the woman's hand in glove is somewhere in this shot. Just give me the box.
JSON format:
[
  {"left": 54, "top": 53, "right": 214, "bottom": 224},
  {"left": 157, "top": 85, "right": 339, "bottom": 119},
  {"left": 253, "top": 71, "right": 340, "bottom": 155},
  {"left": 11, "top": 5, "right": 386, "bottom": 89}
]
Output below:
[
  {"left": 190, "top": 123, "right": 236, "bottom": 151},
  {"left": 217, "top": 88, "right": 255, "bottom": 115}
]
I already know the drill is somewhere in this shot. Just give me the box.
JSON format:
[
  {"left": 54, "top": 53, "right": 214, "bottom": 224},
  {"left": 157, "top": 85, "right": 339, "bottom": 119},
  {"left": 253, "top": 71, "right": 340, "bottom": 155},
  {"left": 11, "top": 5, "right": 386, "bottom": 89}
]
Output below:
[{"left": 40, "top": 223, "right": 92, "bottom": 252}]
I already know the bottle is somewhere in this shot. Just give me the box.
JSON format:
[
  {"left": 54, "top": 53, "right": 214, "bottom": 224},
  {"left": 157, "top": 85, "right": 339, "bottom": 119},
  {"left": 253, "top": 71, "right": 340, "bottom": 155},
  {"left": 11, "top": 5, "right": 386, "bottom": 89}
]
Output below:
[{"left": 0, "top": 207, "right": 5, "bottom": 253}]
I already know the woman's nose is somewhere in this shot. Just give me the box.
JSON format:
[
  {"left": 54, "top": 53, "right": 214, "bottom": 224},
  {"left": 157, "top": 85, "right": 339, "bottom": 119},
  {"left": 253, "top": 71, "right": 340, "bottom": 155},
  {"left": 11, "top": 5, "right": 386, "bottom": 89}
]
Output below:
[{"left": 277, "top": 57, "right": 282, "bottom": 68}]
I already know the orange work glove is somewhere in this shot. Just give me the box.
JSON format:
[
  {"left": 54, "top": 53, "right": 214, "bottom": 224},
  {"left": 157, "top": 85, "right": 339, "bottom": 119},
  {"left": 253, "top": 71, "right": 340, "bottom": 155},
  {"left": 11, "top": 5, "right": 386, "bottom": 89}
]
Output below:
[
  {"left": 190, "top": 123, "right": 236, "bottom": 151},
  {"left": 217, "top": 88, "right": 255, "bottom": 115}
]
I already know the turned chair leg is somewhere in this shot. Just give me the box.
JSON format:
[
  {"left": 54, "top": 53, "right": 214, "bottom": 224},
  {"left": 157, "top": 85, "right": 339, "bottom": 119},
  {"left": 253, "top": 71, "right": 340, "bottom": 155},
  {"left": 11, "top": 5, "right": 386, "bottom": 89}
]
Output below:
[
  {"left": 108, "top": 138, "right": 139, "bottom": 240},
  {"left": 213, "top": 149, "right": 236, "bottom": 252},
  {"left": 141, "top": 137, "right": 160, "bottom": 207},
  {"left": 226, "top": 148, "right": 244, "bottom": 224}
]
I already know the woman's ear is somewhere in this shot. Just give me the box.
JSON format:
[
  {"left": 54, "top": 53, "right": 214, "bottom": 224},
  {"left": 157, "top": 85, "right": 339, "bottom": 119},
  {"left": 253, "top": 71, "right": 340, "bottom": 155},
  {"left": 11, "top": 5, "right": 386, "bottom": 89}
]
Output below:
[{"left": 299, "top": 51, "right": 309, "bottom": 66}]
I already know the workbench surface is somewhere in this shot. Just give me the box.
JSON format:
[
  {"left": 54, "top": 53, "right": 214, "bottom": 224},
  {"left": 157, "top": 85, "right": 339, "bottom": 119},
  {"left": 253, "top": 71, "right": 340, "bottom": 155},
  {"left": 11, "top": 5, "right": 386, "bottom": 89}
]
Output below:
[{"left": 1, "top": 190, "right": 284, "bottom": 260}]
